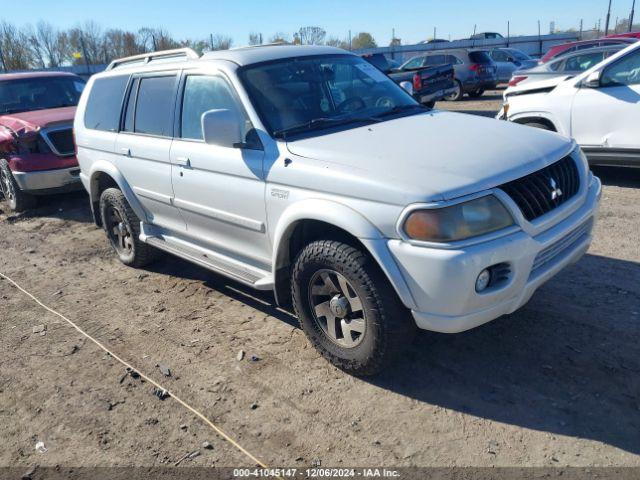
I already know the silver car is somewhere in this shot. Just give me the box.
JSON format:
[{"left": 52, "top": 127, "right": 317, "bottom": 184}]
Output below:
[{"left": 509, "top": 45, "right": 625, "bottom": 87}]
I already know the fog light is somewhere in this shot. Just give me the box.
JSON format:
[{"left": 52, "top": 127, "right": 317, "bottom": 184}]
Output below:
[{"left": 475, "top": 269, "right": 491, "bottom": 292}]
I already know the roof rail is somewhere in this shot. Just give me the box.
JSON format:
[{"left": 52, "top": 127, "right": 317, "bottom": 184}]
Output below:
[{"left": 106, "top": 48, "right": 199, "bottom": 71}]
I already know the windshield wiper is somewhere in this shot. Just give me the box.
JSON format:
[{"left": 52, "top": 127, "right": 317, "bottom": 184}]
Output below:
[
  {"left": 274, "top": 116, "right": 381, "bottom": 139},
  {"left": 376, "top": 104, "right": 429, "bottom": 118}
]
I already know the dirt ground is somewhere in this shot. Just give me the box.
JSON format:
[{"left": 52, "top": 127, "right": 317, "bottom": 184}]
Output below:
[{"left": 1, "top": 91, "right": 639, "bottom": 473}]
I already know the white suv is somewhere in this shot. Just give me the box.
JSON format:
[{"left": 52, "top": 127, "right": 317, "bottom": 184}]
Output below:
[
  {"left": 499, "top": 42, "right": 640, "bottom": 167},
  {"left": 75, "top": 45, "right": 601, "bottom": 375}
]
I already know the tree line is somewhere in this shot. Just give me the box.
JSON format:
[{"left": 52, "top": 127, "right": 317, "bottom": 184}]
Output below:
[{"left": 0, "top": 21, "right": 380, "bottom": 71}]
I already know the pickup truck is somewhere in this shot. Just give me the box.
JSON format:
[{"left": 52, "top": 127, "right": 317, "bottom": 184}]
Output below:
[{"left": 362, "top": 53, "right": 456, "bottom": 107}]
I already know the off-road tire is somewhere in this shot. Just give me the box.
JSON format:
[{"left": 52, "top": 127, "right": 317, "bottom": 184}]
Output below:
[
  {"left": 99, "top": 188, "right": 160, "bottom": 268},
  {"left": 291, "top": 240, "right": 414, "bottom": 376},
  {"left": 0, "top": 159, "right": 37, "bottom": 212}
]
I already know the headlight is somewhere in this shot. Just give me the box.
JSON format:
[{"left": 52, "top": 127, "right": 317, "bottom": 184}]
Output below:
[{"left": 403, "top": 195, "right": 514, "bottom": 243}]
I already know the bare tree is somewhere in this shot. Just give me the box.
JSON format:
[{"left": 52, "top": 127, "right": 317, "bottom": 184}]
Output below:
[
  {"left": 34, "top": 21, "right": 70, "bottom": 67},
  {"left": 269, "top": 32, "right": 290, "bottom": 44},
  {"left": 248, "top": 32, "right": 262, "bottom": 45},
  {"left": 210, "top": 34, "right": 232, "bottom": 50},
  {"left": 0, "top": 21, "right": 35, "bottom": 70},
  {"left": 297, "top": 26, "right": 326, "bottom": 45},
  {"left": 325, "top": 36, "right": 349, "bottom": 49}
]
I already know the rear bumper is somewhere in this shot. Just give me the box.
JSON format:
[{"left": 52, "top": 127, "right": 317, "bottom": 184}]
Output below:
[
  {"left": 463, "top": 78, "right": 497, "bottom": 92},
  {"left": 417, "top": 85, "right": 458, "bottom": 103},
  {"left": 388, "top": 175, "right": 601, "bottom": 333},
  {"left": 13, "top": 166, "right": 83, "bottom": 194}
]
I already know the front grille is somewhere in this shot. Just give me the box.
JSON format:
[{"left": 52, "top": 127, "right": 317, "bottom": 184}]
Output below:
[
  {"left": 531, "top": 218, "right": 593, "bottom": 275},
  {"left": 499, "top": 155, "right": 580, "bottom": 222},
  {"left": 42, "top": 128, "right": 75, "bottom": 156}
]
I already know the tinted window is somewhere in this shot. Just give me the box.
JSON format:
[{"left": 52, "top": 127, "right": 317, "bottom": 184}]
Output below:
[
  {"left": 564, "top": 52, "right": 604, "bottom": 72},
  {"left": 602, "top": 48, "right": 640, "bottom": 86},
  {"left": 491, "top": 50, "right": 509, "bottom": 62},
  {"left": 425, "top": 55, "right": 446, "bottom": 65},
  {"left": 469, "top": 51, "right": 493, "bottom": 64},
  {"left": 84, "top": 76, "right": 128, "bottom": 131},
  {"left": 402, "top": 56, "right": 425, "bottom": 69},
  {"left": 134, "top": 75, "right": 176, "bottom": 136},
  {"left": 362, "top": 54, "right": 390, "bottom": 72},
  {"left": 446, "top": 55, "right": 462, "bottom": 65},
  {"left": 181, "top": 75, "right": 251, "bottom": 142}
]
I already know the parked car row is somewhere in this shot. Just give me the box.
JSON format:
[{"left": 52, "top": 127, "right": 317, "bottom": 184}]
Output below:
[{"left": 0, "top": 44, "right": 606, "bottom": 376}]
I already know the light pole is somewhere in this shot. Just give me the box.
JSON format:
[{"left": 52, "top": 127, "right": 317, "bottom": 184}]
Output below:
[
  {"left": 631, "top": 0, "right": 637, "bottom": 31},
  {"left": 605, "top": 0, "right": 613, "bottom": 35}
]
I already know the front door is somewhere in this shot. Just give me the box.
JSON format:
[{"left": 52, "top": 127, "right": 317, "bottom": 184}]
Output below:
[
  {"left": 571, "top": 48, "right": 640, "bottom": 152},
  {"left": 169, "top": 73, "right": 270, "bottom": 267}
]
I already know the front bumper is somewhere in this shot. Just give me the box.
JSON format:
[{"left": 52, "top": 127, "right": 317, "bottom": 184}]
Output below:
[
  {"left": 13, "top": 166, "right": 83, "bottom": 194},
  {"left": 417, "top": 85, "right": 458, "bottom": 104},
  {"left": 387, "top": 175, "right": 602, "bottom": 333}
]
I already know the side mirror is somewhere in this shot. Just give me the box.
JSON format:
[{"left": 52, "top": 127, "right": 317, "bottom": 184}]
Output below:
[
  {"left": 583, "top": 71, "right": 601, "bottom": 88},
  {"left": 201, "top": 109, "right": 243, "bottom": 148}
]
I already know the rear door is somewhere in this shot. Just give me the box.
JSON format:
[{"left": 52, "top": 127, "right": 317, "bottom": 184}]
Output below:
[
  {"left": 169, "top": 72, "right": 270, "bottom": 265},
  {"left": 571, "top": 47, "right": 640, "bottom": 152},
  {"left": 115, "top": 72, "right": 185, "bottom": 232}
]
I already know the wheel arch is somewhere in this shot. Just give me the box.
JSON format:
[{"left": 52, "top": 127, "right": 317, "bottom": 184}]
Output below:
[
  {"left": 87, "top": 162, "right": 147, "bottom": 226},
  {"left": 271, "top": 200, "right": 416, "bottom": 310},
  {"left": 511, "top": 113, "right": 559, "bottom": 133}
]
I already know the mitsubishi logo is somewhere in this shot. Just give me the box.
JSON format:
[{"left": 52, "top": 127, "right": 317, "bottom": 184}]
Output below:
[{"left": 550, "top": 177, "right": 563, "bottom": 201}]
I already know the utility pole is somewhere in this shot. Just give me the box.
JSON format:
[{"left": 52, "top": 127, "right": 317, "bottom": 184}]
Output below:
[
  {"left": 605, "top": 0, "right": 613, "bottom": 35},
  {"left": 210, "top": 33, "right": 214, "bottom": 50},
  {"left": 433, "top": 26, "right": 436, "bottom": 40},
  {"left": 348, "top": 30, "right": 352, "bottom": 51},
  {"left": 631, "top": 0, "right": 636, "bottom": 31},
  {"left": 507, "top": 21, "right": 510, "bottom": 47},
  {"left": 579, "top": 19, "right": 584, "bottom": 39}
]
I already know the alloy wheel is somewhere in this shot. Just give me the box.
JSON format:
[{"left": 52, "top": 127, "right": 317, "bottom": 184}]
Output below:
[
  {"left": 0, "top": 168, "right": 15, "bottom": 202},
  {"left": 105, "top": 205, "right": 133, "bottom": 255},
  {"left": 308, "top": 269, "right": 367, "bottom": 348}
]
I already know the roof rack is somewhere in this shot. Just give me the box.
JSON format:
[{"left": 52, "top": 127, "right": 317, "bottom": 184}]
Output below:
[{"left": 106, "top": 48, "right": 199, "bottom": 71}]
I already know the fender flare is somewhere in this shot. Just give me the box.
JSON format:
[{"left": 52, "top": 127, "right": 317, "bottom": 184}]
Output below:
[
  {"left": 509, "top": 111, "right": 566, "bottom": 136},
  {"left": 87, "top": 161, "right": 149, "bottom": 224},
  {"left": 270, "top": 199, "right": 417, "bottom": 310}
]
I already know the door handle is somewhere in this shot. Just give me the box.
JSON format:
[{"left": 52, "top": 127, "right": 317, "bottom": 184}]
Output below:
[
  {"left": 175, "top": 156, "right": 191, "bottom": 167},
  {"left": 120, "top": 147, "right": 131, "bottom": 157}
]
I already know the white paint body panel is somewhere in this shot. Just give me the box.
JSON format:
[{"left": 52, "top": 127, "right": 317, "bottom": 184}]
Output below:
[{"left": 74, "top": 45, "right": 601, "bottom": 333}]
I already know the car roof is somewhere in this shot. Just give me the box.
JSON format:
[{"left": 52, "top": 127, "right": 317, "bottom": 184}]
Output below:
[
  {"left": 0, "top": 71, "right": 81, "bottom": 81},
  {"left": 202, "top": 44, "right": 350, "bottom": 66},
  {"left": 551, "top": 44, "right": 625, "bottom": 61}
]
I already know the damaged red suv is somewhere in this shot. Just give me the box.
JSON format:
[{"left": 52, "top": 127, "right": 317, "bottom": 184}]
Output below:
[{"left": 0, "top": 72, "right": 85, "bottom": 212}]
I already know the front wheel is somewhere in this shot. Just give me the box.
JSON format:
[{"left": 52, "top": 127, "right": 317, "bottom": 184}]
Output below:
[
  {"left": 291, "top": 240, "right": 413, "bottom": 376},
  {"left": 0, "top": 159, "right": 36, "bottom": 212}
]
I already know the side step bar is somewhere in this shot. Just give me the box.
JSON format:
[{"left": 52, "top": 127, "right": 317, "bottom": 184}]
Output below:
[{"left": 140, "top": 226, "right": 273, "bottom": 290}]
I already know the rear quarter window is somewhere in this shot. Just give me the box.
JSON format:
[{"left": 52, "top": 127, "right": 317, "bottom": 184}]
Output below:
[
  {"left": 84, "top": 76, "right": 129, "bottom": 131},
  {"left": 469, "top": 51, "right": 493, "bottom": 64}
]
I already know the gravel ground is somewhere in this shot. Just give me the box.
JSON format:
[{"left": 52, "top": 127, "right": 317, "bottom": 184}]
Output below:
[{"left": 1, "top": 92, "right": 639, "bottom": 472}]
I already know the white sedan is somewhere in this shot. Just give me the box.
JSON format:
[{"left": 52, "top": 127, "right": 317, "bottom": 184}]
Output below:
[{"left": 499, "top": 42, "right": 640, "bottom": 167}]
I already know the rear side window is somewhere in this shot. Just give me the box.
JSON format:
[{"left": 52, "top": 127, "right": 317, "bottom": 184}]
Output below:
[
  {"left": 425, "top": 55, "right": 446, "bottom": 65},
  {"left": 469, "top": 51, "right": 493, "bottom": 64},
  {"left": 84, "top": 76, "right": 129, "bottom": 131},
  {"left": 133, "top": 75, "right": 176, "bottom": 136}
]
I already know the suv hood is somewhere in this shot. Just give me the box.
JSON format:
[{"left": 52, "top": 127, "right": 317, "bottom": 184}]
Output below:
[{"left": 286, "top": 110, "right": 573, "bottom": 202}]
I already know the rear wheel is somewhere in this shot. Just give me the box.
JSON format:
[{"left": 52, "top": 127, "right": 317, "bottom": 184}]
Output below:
[
  {"left": 99, "top": 188, "right": 159, "bottom": 268},
  {"left": 445, "top": 80, "right": 463, "bottom": 101},
  {"left": 291, "top": 240, "right": 413, "bottom": 376},
  {"left": 0, "top": 159, "right": 36, "bottom": 212},
  {"left": 468, "top": 89, "right": 485, "bottom": 98}
]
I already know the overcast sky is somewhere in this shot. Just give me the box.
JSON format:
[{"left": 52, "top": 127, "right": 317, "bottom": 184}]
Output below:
[{"left": 5, "top": 0, "right": 635, "bottom": 45}]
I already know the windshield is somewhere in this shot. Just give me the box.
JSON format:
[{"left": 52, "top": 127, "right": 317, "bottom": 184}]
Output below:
[
  {"left": 0, "top": 76, "right": 85, "bottom": 115},
  {"left": 239, "top": 54, "right": 420, "bottom": 138},
  {"left": 506, "top": 49, "right": 531, "bottom": 61}
]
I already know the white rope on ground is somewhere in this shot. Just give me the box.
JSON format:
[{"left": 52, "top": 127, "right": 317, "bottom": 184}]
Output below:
[{"left": 0, "top": 271, "right": 282, "bottom": 475}]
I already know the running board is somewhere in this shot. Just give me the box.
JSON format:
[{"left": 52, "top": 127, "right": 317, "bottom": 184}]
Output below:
[{"left": 140, "top": 225, "right": 273, "bottom": 290}]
